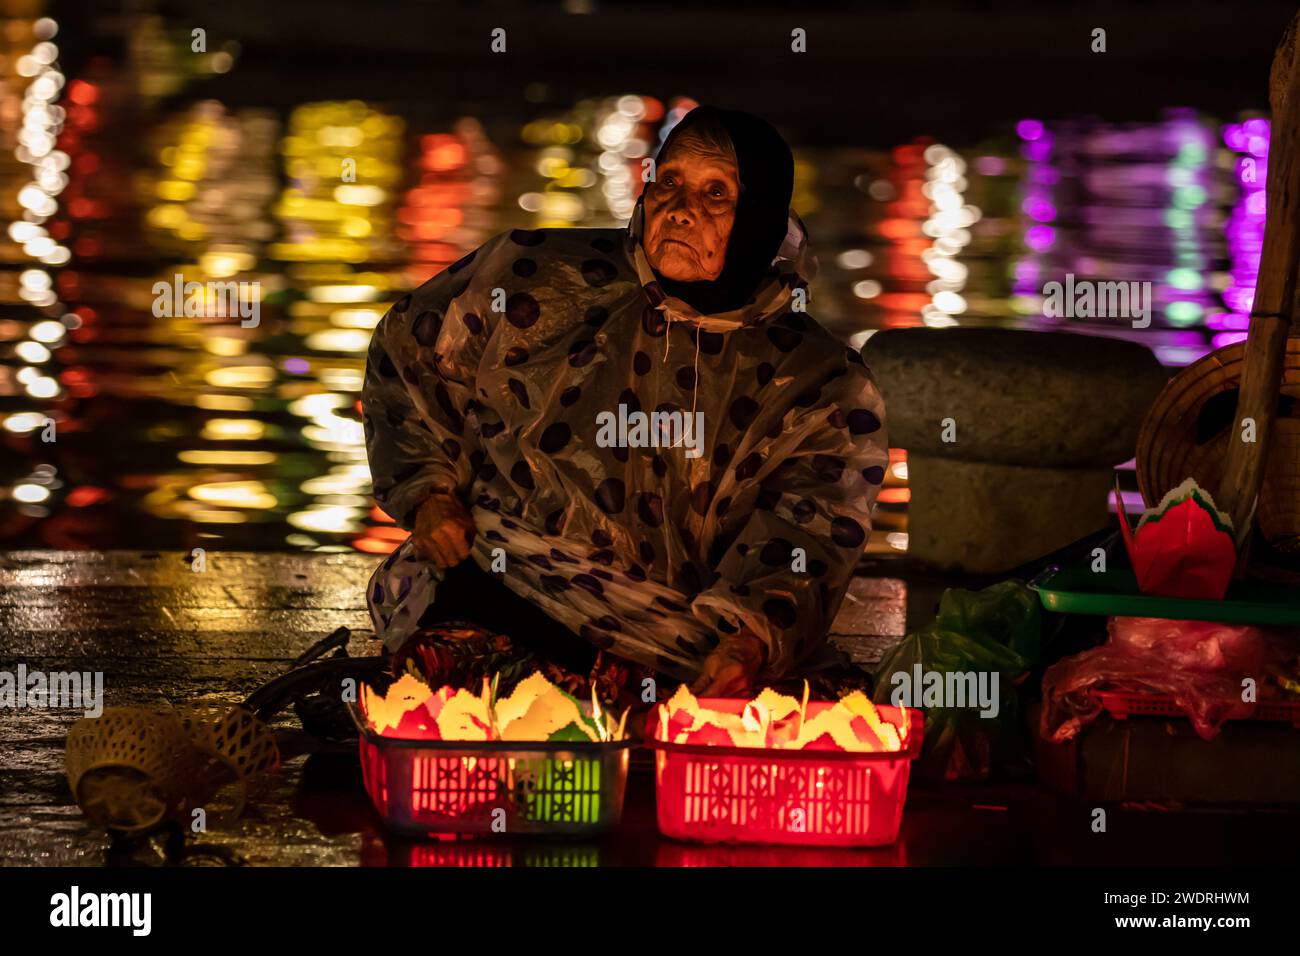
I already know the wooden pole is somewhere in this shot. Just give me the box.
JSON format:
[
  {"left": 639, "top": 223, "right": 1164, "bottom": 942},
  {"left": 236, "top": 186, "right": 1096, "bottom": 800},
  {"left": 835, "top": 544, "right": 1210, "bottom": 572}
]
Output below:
[{"left": 1220, "top": 10, "right": 1300, "bottom": 540}]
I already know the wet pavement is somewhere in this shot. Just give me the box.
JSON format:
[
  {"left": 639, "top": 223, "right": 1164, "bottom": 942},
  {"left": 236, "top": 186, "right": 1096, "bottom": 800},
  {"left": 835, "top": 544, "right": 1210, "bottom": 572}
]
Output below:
[{"left": 2, "top": 550, "right": 1295, "bottom": 867}]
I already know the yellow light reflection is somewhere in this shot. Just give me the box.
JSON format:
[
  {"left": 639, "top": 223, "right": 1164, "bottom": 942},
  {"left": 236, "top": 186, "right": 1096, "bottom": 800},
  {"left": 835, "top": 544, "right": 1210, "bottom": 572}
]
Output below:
[
  {"left": 329, "top": 308, "right": 382, "bottom": 329},
  {"left": 200, "top": 418, "right": 266, "bottom": 440},
  {"left": 199, "top": 250, "right": 256, "bottom": 277},
  {"left": 316, "top": 367, "right": 364, "bottom": 392},
  {"left": 333, "top": 184, "right": 386, "bottom": 206},
  {"left": 203, "top": 337, "right": 248, "bottom": 358},
  {"left": 300, "top": 465, "right": 372, "bottom": 496},
  {"left": 205, "top": 365, "right": 276, "bottom": 389},
  {"left": 195, "top": 394, "right": 255, "bottom": 411},
  {"left": 178, "top": 450, "right": 277, "bottom": 465},
  {"left": 305, "top": 329, "right": 371, "bottom": 353},
  {"left": 307, "top": 284, "right": 381, "bottom": 303},
  {"left": 190, "top": 509, "right": 249, "bottom": 524},
  {"left": 289, "top": 505, "right": 363, "bottom": 533},
  {"left": 189, "top": 480, "right": 278, "bottom": 509}
]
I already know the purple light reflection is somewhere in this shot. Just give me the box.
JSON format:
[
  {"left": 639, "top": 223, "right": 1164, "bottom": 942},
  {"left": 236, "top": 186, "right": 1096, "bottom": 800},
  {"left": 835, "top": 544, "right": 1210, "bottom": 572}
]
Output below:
[
  {"left": 1024, "top": 224, "right": 1056, "bottom": 252},
  {"left": 1223, "top": 117, "right": 1269, "bottom": 327},
  {"left": 1016, "top": 119, "right": 1044, "bottom": 141}
]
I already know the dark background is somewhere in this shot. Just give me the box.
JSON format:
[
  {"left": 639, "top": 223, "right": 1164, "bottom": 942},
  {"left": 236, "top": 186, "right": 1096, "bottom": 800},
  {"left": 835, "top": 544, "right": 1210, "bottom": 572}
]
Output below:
[{"left": 53, "top": 0, "right": 1297, "bottom": 146}]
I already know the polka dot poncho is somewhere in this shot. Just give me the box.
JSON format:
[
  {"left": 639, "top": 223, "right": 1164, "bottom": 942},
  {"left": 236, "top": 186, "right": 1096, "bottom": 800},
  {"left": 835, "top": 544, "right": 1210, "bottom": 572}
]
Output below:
[{"left": 363, "top": 208, "right": 888, "bottom": 682}]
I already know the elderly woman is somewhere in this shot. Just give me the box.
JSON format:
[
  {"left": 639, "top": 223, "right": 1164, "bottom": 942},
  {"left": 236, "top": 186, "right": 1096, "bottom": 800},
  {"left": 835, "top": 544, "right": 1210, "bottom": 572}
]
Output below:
[{"left": 363, "top": 107, "right": 887, "bottom": 700}]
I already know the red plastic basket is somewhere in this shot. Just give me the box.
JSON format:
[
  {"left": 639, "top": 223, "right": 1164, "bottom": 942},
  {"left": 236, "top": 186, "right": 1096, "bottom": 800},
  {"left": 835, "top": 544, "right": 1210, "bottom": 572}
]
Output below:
[
  {"left": 649, "top": 699, "right": 923, "bottom": 847},
  {"left": 1091, "top": 689, "right": 1300, "bottom": 728},
  {"left": 349, "top": 702, "right": 632, "bottom": 838}
]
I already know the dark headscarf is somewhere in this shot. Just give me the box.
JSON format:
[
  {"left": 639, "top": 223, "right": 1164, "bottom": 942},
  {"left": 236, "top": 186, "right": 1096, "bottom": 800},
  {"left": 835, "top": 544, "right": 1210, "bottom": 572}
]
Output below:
[{"left": 649, "top": 107, "right": 795, "bottom": 315}]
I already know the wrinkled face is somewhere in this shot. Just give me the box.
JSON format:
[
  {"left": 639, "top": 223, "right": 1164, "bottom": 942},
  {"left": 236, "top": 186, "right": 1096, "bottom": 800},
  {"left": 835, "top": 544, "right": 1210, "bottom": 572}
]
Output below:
[{"left": 643, "top": 135, "right": 740, "bottom": 282}]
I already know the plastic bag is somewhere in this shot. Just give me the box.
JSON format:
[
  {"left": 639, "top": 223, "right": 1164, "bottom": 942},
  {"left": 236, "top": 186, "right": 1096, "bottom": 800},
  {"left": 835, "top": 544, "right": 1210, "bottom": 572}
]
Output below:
[
  {"left": 1040, "top": 617, "right": 1300, "bottom": 742},
  {"left": 872, "top": 580, "right": 1043, "bottom": 780}
]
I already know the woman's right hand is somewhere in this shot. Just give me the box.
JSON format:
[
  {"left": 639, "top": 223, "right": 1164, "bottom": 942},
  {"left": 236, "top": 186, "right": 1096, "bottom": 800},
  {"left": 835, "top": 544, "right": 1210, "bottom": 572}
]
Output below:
[{"left": 412, "top": 492, "right": 476, "bottom": 568}]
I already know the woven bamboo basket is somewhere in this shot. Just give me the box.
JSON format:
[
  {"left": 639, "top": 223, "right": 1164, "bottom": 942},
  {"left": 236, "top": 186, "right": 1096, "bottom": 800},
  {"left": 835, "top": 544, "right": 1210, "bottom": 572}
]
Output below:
[
  {"left": 1135, "top": 337, "right": 1300, "bottom": 552},
  {"left": 65, "top": 703, "right": 279, "bottom": 835},
  {"left": 65, "top": 708, "right": 202, "bottom": 835},
  {"left": 175, "top": 703, "right": 281, "bottom": 822}
]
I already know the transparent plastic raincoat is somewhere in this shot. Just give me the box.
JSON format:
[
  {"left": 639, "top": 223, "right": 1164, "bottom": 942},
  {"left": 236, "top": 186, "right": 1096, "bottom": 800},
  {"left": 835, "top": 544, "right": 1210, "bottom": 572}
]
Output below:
[{"left": 364, "top": 204, "right": 888, "bottom": 682}]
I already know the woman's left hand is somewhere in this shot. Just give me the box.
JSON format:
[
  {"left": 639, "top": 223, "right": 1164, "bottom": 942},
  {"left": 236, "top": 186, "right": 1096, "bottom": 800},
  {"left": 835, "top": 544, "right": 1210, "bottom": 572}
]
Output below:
[{"left": 690, "top": 628, "right": 767, "bottom": 697}]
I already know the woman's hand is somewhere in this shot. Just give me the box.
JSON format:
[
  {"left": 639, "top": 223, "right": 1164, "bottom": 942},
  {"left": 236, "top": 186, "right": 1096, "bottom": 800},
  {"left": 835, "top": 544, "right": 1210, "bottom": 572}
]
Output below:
[
  {"left": 691, "top": 628, "right": 767, "bottom": 697},
  {"left": 412, "top": 492, "right": 476, "bottom": 568}
]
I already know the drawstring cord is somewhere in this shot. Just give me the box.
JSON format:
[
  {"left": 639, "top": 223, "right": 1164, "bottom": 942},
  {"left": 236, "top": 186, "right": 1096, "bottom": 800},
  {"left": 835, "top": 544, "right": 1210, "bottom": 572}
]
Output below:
[
  {"left": 689, "top": 325, "right": 701, "bottom": 421},
  {"left": 661, "top": 311, "right": 702, "bottom": 449}
]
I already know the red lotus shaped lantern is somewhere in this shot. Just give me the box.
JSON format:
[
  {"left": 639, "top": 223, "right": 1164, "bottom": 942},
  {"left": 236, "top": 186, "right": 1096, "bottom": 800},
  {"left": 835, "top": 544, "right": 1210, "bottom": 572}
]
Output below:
[{"left": 1118, "top": 478, "right": 1238, "bottom": 601}]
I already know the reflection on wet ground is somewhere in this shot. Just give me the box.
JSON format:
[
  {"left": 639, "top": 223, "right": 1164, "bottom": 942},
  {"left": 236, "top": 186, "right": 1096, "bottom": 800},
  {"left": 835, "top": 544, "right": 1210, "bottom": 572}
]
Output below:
[{"left": 0, "top": 11, "right": 1270, "bottom": 554}]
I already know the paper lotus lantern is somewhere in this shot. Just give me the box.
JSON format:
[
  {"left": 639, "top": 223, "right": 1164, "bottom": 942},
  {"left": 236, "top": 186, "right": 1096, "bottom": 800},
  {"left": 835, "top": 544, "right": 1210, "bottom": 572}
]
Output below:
[
  {"left": 655, "top": 683, "right": 909, "bottom": 753},
  {"left": 1118, "top": 477, "right": 1238, "bottom": 601},
  {"left": 360, "top": 670, "right": 627, "bottom": 743}
]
